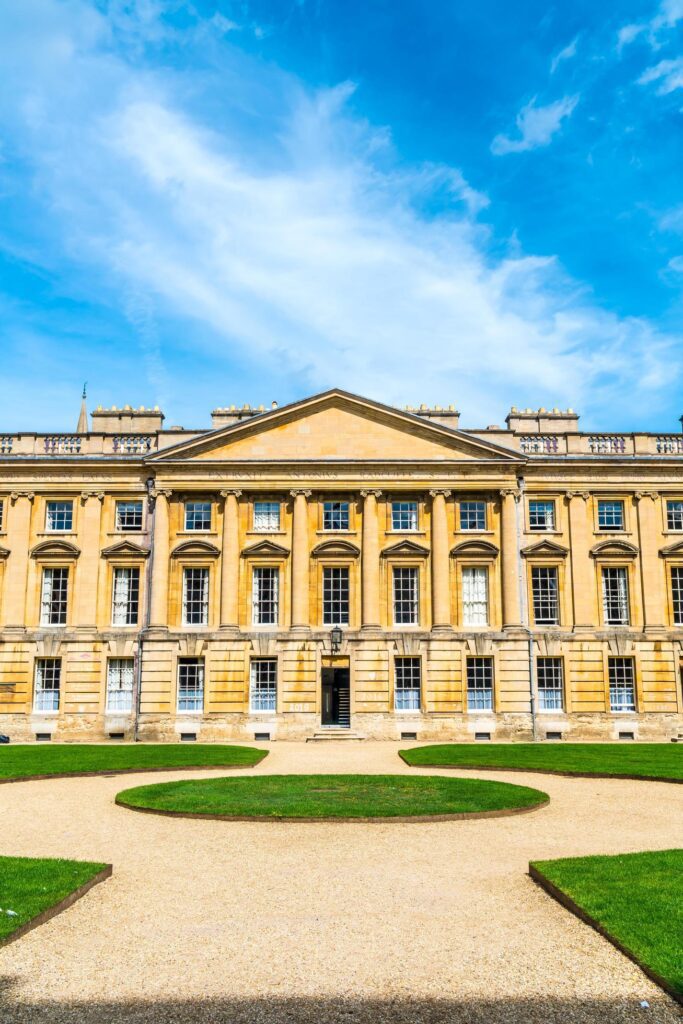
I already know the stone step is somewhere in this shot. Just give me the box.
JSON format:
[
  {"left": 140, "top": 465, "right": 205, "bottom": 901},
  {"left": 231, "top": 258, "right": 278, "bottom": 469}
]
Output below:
[{"left": 306, "top": 730, "right": 366, "bottom": 742}]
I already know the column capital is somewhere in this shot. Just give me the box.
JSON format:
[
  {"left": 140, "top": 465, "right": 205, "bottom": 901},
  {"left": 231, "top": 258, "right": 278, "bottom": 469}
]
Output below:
[
  {"left": 360, "top": 489, "right": 382, "bottom": 499},
  {"left": 634, "top": 490, "right": 660, "bottom": 502},
  {"left": 499, "top": 487, "right": 521, "bottom": 501},
  {"left": 153, "top": 488, "right": 173, "bottom": 500},
  {"left": 429, "top": 489, "right": 452, "bottom": 499},
  {"left": 566, "top": 490, "right": 590, "bottom": 501},
  {"left": 219, "top": 488, "right": 243, "bottom": 500},
  {"left": 289, "top": 489, "right": 312, "bottom": 499},
  {"left": 80, "top": 490, "right": 105, "bottom": 503},
  {"left": 9, "top": 491, "right": 34, "bottom": 504}
]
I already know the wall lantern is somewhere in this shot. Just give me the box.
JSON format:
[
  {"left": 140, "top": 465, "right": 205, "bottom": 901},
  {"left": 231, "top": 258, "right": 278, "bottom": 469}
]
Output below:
[{"left": 330, "top": 626, "right": 343, "bottom": 653}]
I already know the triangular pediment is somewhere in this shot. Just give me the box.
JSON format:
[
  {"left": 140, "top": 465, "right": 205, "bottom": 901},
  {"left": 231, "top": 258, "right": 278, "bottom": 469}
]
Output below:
[
  {"left": 520, "top": 540, "right": 569, "bottom": 558},
  {"left": 311, "top": 540, "right": 361, "bottom": 558},
  {"left": 590, "top": 540, "right": 639, "bottom": 559},
  {"left": 241, "top": 540, "right": 290, "bottom": 558},
  {"left": 171, "top": 540, "right": 221, "bottom": 558},
  {"left": 101, "top": 540, "right": 150, "bottom": 559},
  {"left": 381, "top": 540, "right": 430, "bottom": 558},
  {"left": 147, "top": 390, "right": 523, "bottom": 465},
  {"left": 451, "top": 540, "right": 499, "bottom": 559},
  {"left": 30, "top": 540, "right": 80, "bottom": 560}
]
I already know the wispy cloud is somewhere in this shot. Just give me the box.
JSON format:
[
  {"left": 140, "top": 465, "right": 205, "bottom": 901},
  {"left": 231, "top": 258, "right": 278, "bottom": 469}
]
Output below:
[
  {"left": 491, "top": 95, "right": 579, "bottom": 155},
  {"left": 618, "top": 0, "right": 683, "bottom": 51},
  {"left": 0, "top": 0, "right": 678, "bottom": 426},
  {"left": 639, "top": 56, "right": 683, "bottom": 93},
  {"left": 550, "top": 37, "right": 578, "bottom": 74}
]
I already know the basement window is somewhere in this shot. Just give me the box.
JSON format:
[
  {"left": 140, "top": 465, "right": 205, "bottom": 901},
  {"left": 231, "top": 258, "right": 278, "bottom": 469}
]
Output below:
[
  {"left": 180, "top": 732, "right": 197, "bottom": 742},
  {"left": 254, "top": 732, "right": 271, "bottom": 741},
  {"left": 400, "top": 731, "right": 418, "bottom": 741},
  {"left": 618, "top": 731, "right": 635, "bottom": 741},
  {"left": 108, "top": 732, "right": 125, "bottom": 740},
  {"left": 35, "top": 733, "right": 52, "bottom": 742},
  {"left": 474, "top": 731, "right": 491, "bottom": 741},
  {"left": 545, "top": 731, "right": 563, "bottom": 741}
]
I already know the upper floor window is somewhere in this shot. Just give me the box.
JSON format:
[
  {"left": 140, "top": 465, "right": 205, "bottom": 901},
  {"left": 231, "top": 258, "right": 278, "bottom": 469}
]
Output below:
[
  {"left": 597, "top": 500, "right": 624, "bottom": 531},
  {"left": 392, "top": 566, "right": 419, "bottom": 624},
  {"left": 182, "top": 567, "right": 209, "bottom": 626},
  {"left": 34, "top": 658, "right": 61, "bottom": 712},
  {"left": 462, "top": 566, "right": 488, "bottom": 626},
  {"left": 666, "top": 500, "right": 683, "bottom": 532},
  {"left": 395, "top": 656, "right": 421, "bottom": 711},
  {"left": 531, "top": 566, "right": 559, "bottom": 625},
  {"left": 323, "top": 500, "right": 349, "bottom": 531},
  {"left": 459, "top": 501, "right": 486, "bottom": 532},
  {"left": 184, "top": 501, "right": 211, "bottom": 532},
  {"left": 323, "top": 567, "right": 349, "bottom": 625},
  {"left": 602, "top": 566, "right": 629, "bottom": 625},
  {"left": 391, "top": 501, "right": 418, "bottom": 532},
  {"left": 112, "top": 567, "right": 140, "bottom": 626},
  {"left": 528, "top": 500, "right": 555, "bottom": 531},
  {"left": 107, "top": 658, "right": 134, "bottom": 713},
  {"left": 467, "top": 656, "right": 493, "bottom": 712},
  {"left": 116, "top": 500, "right": 143, "bottom": 532},
  {"left": 177, "top": 657, "right": 205, "bottom": 713},
  {"left": 671, "top": 567, "right": 683, "bottom": 625},
  {"left": 40, "top": 567, "right": 68, "bottom": 625},
  {"left": 253, "top": 501, "right": 280, "bottom": 532},
  {"left": 252, "top": 566, "right": 279, "bottom": 625},
  {"left": 537, "top": 657, "right": 564, "bottom": 712},
  {"left": 609, "top": 657, "right": 636, "bottom": 712},
  {"left": 46, "top": 501, "right": 73, "bottom": 532}
]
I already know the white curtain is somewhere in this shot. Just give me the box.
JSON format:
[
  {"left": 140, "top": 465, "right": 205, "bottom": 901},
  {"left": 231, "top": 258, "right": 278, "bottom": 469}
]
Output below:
[{"left": 462, "top": 567, "right": 488, "bottom": 626}]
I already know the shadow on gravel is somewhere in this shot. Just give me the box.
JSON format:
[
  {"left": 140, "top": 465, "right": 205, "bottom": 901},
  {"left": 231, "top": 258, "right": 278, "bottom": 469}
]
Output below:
[{"left": 0, "top": 985, "right": 674, "bottom": 1024}]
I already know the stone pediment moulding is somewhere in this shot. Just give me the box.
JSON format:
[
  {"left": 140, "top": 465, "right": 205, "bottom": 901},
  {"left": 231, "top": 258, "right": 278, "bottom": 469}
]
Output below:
[
  {"left": 171, "top": 540, "right": 221, "bottom": 559},
  {"left": 101, "top": 541, "right": 151, "bottom": 559},
  {"left": 381, "top": 540, "right": 430, "bottom": 558},
  {"left": 589, "top": 540, "right": 639, "bottom": 559},
  {"left": 241, "top": 540, "right": 290, "bottom": 558},
  {"left": 520, "top": 540, "right": 569, "bottom": 558},
  {"left": 30, "top": 540, "right": 81, "bottom": 560},
  {"left": 659, "top": 540, "right": 683, "bottom": 558},
  {"left": 450, "top": 540, "right": 499, "bottom": 559},
  {"left": 311, "top": 540, "right": 361, "bottom": 558}
]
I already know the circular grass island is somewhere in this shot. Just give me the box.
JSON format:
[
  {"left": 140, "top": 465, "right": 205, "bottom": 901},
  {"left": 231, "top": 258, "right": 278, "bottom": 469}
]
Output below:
[{"left": 115, "top": 773, "right": 549, "bottom": 822}]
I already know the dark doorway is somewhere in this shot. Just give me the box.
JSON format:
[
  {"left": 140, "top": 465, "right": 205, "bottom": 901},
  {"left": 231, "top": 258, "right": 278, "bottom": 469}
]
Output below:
[{"left": 321, "top": 666, "right": 350, "bottom": 727}]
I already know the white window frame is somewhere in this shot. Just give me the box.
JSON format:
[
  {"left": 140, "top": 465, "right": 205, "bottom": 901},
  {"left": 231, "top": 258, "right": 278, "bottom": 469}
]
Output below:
[
  {"left": 461, "top": 566, "right": 488, "bottom": 626},
  {"left": 528, "top": 500, "right": 555, "bottom": 531},
  {"left": 601, "top": 566, "right": 630, "bottom": 625},
  {"left": 459, "top": 501, "right": 486, "bottom": 532},
  {"left": 322, "top": 500, "right": 350, "bottom": 532},
  {"left": 391, "top": 501, "right": 418, "bottom": 532},
  {"left": 184, "top": 501, "right": 212, "bottom": 532},
  {"left": 253, "top": 501, "right": 281, "bottom": 532},
  {"left": 111, "top": 566, "right": 140, "bottom": 626},
  {"left": 531, "top": 566, "right": 560, "bottom": 626},
  {"left": 392, "top": 566, "right": 419, "bottom": 625},
  {"left": 182, "top": 567, "right": 210, "bottom": 626},
  {"left": 177, "top": 658, "right": 205, "bottom": 713},
  {"left": 40, "top": 567, "right": 68, "bottom": 626},
  {"left": 45, "top": 501, "right": 73, "bottom": 532},
  {"left": 34, "top": 658, "right": 61, "bottom": 712},
  {"left": 467, "top": 656, "right": 494, "bottom": 712},
  {"left": 537, "top": 657, "right": 564, "bottom": 712},
  {"left": 322, "top": 566, "right": 350, "bottom": 626},
  {"left": 395, "top": 656, "right": 421, "bottom": 711},
  {"left": 250, "top": 658, "right": 277, "bottom": 712},
  {"left": 115, "top": 500, "right": 144, "bottom": 532},
  {"left": 106, "top": 658, "right": 135, "bottom": 713},
  {"left": 252, "top": 566, "right": 279, "bottom": 625},
  {"left": 608, "top": 657, "right": 636, "bottom": 713}
]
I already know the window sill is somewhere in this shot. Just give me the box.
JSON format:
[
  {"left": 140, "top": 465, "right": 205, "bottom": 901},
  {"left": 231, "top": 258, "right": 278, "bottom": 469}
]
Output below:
[
  {"left": 177, "top": 531, "right": 217, "bottom": 537},
  {"left": 107, "top": 531, "right": 147, "bottom": 537},
  {"left": 455, "top": 529, "right": 494, "bottom": 536},
  {"left": 247, "top": 531, "right": 286, "bottom": 536},
  {"left": 387, "top": 530, "right": 426, "bottom": 535},
  {"left": 36, "top": 531, "right": 76, "bottom": 537},
  {"left": 593, "top": 530, "right": 633, "bottom": 537},
  {"left": 525, "top": 529, "right": 563, "bottom": 536},
  {"left": 315, "top": 530, "right": 358, "bottom": 536}
]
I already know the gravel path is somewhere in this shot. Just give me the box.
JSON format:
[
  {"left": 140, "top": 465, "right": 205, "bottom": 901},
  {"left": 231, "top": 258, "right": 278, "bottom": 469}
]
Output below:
[{"left": 1, "top": 741, "right": 682, "bottom": 1024}]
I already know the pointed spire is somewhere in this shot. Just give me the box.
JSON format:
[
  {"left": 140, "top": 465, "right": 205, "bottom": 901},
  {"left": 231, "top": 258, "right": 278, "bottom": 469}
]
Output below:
[{"left": 77, "top": 382, "right": 89, "bottom": 434}]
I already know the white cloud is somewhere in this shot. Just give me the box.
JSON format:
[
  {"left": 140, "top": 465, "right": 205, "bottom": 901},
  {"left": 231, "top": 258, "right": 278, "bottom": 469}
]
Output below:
[
  {"left": 659, "top": 205, "right": 683, "bottom": 232},
  {"left": 618, "top": 0, "right": 683, "bottom": 51},
  {"left": 0, "top": 0, "right": 678, "bottom": 425},
  {"left": 639, "top": 56, "right": 683, "bottom": 93},
  {"left": 491, "top": 95, "right": 579, "bottom": 155},
  {"left": 550, "top": 37, "right": 578, "bottom": 74}
]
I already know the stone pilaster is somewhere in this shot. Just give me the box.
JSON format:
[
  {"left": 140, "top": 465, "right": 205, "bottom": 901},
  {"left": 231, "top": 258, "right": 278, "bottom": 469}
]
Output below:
[
  {"left": 74, "top": 491, "right": 104, "bottom": 629},
  {"left": 149, "top": 489, "right": 172, "bottom": 629},
  {"left": 566, "top": 491, "right": 593, "bottom": 630},
  {"left": 290, "top": 489, "right": 311, "bottom": 630},
  {"left": 219, "top": 489, "right": 242, "bottom": 629},
  {"left": 430, "top": 489, "right": 452, "bottom": 630},
  {"left": 635, "top": 491, "right": 664, "bottom": 630},
  {"left": 361, "top": 490, "right": 382, "bottom": 630},
  {"left": 500, "top": 488, "right": 522, "bottom": 628},
  {"left": 2, "top": 492, "right": 34, "bottom": 629}
]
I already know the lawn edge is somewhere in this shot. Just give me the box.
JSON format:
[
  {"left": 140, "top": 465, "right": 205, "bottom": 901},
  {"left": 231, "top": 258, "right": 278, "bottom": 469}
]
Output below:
[
  {"left": 114, "top": 793, "right": 549, "bottom": 823},
  {"left": 0, "top": 755, "right": 268, "bottom": 785},
  {"left": 0, "top": 864, "right": 113, "bottom": 949},
  {"left": 398, "top": 752, "right": 683, "bottom": 784},
  {"left": 528, "top": 862, "right": 682, "bottom": 1007}
]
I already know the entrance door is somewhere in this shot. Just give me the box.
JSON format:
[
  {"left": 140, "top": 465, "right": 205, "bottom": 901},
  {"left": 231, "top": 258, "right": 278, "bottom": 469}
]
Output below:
[{"left": 321, "top": 667, "right": 350, "bottom": 727}]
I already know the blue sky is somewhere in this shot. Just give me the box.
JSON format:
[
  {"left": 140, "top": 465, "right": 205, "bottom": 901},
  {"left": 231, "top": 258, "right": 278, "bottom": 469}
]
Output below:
[{"left": 1, "top": 0, "right": 683, "bottom": 432}]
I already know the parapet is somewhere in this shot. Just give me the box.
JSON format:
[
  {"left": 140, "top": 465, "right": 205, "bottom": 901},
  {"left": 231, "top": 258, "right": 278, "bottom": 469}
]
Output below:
[
  {"left": 407, "top": 404, "right": 460, "bottom": 430},
  {"left": 505, "top": 407, "right": 580, "bottom": 434},
  {"left": 90, "top": 406, "right": 165, "bottom": 434}
]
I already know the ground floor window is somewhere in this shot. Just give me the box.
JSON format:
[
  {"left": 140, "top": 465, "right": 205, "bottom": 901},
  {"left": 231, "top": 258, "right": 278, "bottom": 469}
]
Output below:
[
  {"left": 395, "top": 656, "right": 421, "bottom": 711},
  {"left": 177, "top": 658, "right": 205, "bottom": 712},
  {"left": 467, "top": 656, "right": 493, "bottom": 711},
  {"left": 34, "top": 658, "right": 61, "bottom": 712},
  {"left": 537, "top": 657, "right": 564, "bottom": 711},
  {"left": 609, "top": 657, "right": 636, "bottom": 712},
  {"left": 250, "top": 658, "right": 277, "bottom": 712},
  {"left": 107, "top": 658, "right": 134, "bottom": 713}
]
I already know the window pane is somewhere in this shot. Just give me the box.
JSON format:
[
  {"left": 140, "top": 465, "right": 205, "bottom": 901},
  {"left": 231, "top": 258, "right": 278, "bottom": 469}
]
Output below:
[
  {"left": 667, "top": 501, "right": 683, "bottom": 531},
  {"left": 528, "top": 500, "right": 555, "bottom": 531},
  {"left": 178, "top": 658, "right": 204, "bottom": 712},
  {"left": 323, "top": 501, "right": 349, "bottom": 531},
  {"left": 40, "top": 568, "right": 68, "bottom": 625},
  {"left": 116, "top": 501, "right": 143, "bottom": 532},
  {"left": 467, "top": 657, "right": 493, "bottom": 711},
  {"left": 252, "top": 567, "right": 279, "bottom": 625},
  {"left": 107, "top": 658, "right": 134, "bottom": 713},
  {"left": 602, "top": 567, "right": 629, "bottom": 625},
  {"left": 537, "top": 657, "right": 564, "bottom": 711},
  {"left": 46, "top": 501, "right": 73, "bottom": 531},
  {"left": 112, "top": 567, "right": 140, "bottom": 626},
  {"left": 459, "top": 501, "right": 486, "bottom": 531},
  {"left": 184, "top": 501, "right": 211, "bottom": 531},
  {"left": 250, "top": 658, "right": 277, "bottom": 711},
  {"left": 672, "top": 567, "right": 683, "bottom": 625},
  {"left": 182, "top": 567, "right": 209, "bottom": 625},
  {"left": 395, "top": 657, "right": 421, "bottom": 711},
  {"left": 323, "top": 567, "right": 349, "bottom": 625},
  {"left": 462, "top": 567, "right": 488, "bottom": 626},
  {"left": 253, "top": 501, "right": 280, "bottom": 531},
  {"left": 393, "top": 567, "right": 419, "bottom": 624},
  {"left": 609, "top": 657, "right": 635, "bottom": 712},
  {"left": 34, "top": 658, "right": 61, "bottom": 712},
  {"left": 531, "top": 566, "right": 559, "bottom": 625},
  {"left": 391, "top": 501, "right": 418, "bottom": 531},
  {"left": 598, "top": 501, "right": 624, "bottom": 530}
]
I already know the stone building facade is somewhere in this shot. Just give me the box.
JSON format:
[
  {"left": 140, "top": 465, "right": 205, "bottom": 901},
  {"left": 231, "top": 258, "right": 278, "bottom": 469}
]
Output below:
[{"left": 1, "top": 388, "right": 682, "bottom": 743}]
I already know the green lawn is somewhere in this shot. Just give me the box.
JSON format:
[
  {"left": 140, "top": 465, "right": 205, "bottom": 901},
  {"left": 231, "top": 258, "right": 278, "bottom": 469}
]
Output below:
[
  {"left": 0, "top": 743, "right": 267, "bottom": 781},
  {"left": 115, "top": 773, "right": 548, "bottom": 819},
  {"left": 0, "top": 856, "right": 109, "bottom": 943},
  {"left": 399, "top": 743, "right": 683, "bottom": 781},
  {"left": 530, "top": 850, "right": 683, "bottom": 1001}
]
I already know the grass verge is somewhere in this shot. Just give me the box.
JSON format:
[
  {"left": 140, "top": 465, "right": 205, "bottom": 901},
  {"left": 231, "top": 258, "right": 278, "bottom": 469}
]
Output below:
[
  {"left": 530, "top": 850, "right": 683, "bottom": 1004},
  {"left": 0, "top": 743, "right": 267, "bottom": 781},
  {"left": 399, "top": 743, "right": 683, "bottom": 781},
  {"left": 0, "top": 855, "right": 111, "bottom": 945},
  {"left": 115, "top": 773, "right": 548, "bottom": 820}
]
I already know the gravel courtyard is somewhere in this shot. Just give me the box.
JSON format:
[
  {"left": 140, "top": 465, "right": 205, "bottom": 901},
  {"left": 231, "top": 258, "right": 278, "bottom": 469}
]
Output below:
[{"left": 1, "top": 741, "right": 682, "bottom": 1024}]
